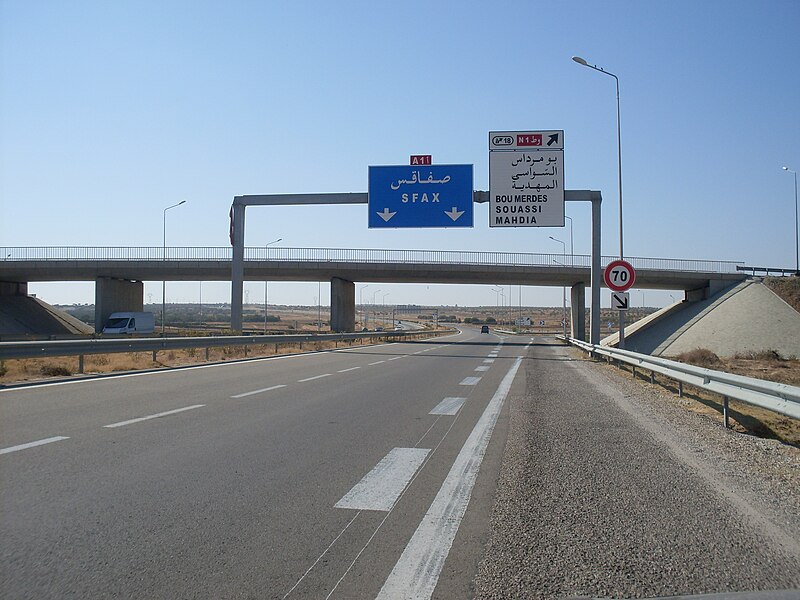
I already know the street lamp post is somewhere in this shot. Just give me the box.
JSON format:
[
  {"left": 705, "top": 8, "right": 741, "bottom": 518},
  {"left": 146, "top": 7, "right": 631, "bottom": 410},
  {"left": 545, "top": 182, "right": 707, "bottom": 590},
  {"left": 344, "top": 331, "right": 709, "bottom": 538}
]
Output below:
[
  {"left": 573, "top": 55, "right": 626, "bottom": 347},
  {"left": 162, "top": 200, "right": 186, "bottom": 335},
  {"left": 360, "top": 284, "right": 370, "bottom": 328},
  {"left": 782, "top": 167, "right": 798, "bottom": 271},
  {"left": 371, "top": 289, "right": 381, "bottom": 329},
  {"left": 551, "top": 237, "right": 567, "bottom": 340},
  {"left": 263, "top": 238, "right": 282, "bottom": 333}
]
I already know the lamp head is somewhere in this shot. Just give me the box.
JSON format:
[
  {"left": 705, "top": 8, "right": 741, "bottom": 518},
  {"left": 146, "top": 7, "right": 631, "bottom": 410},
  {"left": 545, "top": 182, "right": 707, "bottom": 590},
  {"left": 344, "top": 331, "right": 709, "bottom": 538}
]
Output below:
[
  {"left": 784, "top": 166, "right": 789, "bottom": 171},
  {"left": 572, "top": 56, "right": 588, "bottom": 66}
]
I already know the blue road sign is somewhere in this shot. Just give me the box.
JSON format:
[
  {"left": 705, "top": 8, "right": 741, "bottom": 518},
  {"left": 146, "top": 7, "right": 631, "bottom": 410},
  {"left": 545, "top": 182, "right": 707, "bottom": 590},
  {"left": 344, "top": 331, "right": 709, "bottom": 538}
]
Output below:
[{"left": 368, "top": 164, "right": 473, "bottom": 228}]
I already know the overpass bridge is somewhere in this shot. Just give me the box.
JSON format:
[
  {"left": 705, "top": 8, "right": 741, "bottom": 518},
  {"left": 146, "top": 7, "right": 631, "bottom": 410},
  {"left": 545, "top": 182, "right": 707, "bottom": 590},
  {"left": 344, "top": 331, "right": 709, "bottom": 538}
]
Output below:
[{"left": 1, "top": 246, "right": 746, "bottom": 341}]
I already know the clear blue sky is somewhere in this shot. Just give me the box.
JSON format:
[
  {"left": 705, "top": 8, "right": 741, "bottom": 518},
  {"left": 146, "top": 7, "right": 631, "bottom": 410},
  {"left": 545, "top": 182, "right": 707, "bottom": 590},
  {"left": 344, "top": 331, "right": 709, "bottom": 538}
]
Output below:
[{"left": 2, "top": 0, "right": 798, "bottom": 308}]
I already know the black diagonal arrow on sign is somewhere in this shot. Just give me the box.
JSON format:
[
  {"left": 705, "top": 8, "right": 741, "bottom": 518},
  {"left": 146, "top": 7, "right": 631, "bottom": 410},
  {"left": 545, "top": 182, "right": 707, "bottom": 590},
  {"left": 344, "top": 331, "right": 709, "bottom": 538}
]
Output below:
[
  {"left": 612, "top": 293, "right": 629, "bottom": 309},
  {"left": 547, "top": 133, "right": 559, "bottom": 146}
]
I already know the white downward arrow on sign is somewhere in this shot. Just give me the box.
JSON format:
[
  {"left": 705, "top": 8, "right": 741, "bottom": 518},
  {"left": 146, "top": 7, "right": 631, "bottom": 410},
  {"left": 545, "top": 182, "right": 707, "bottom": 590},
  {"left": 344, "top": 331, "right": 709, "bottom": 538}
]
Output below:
[
  {"left": 444, "top": 207, "right": 464, "bottom": 221},
  {"left": 377, "top": 208, "right": 396, "bottom": 222}
]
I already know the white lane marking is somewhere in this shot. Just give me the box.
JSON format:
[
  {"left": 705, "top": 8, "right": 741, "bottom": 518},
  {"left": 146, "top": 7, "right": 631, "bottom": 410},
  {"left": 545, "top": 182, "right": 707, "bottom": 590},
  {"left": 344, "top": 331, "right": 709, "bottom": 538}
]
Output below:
[
  {"left": 387, "top": 356, "right": 404, "bottom": 361},
  {"left": 335, "top": 448, "right": 430, "bottom": 512},
  {"left": 459, "top": 376, "right": 481, "bottom": 386},
  {"left": 230, "top": 384, "right": 287, "bottom": 398},
  {"left": 297, "top": 373, "right": 331, "bottom": 383},
  {"left": 376, "top": 357, "right": 522, "bottom": 600},
  {"left": 0, "top": 436, "right": 69, "bottom": 455},
  {"left": 103, "top": 405, "right": 205, "bottom": 428},
  {"left": 483, "top": 359, "right": 495, "bottom": 364},
  {"left": 429, "top": 397, "right": 466, "bottom": 416},
  {"left": 337, "top": 367, "right": 361, "bottom": 373},
  {"left": 475, "top": 366, "right": 490, "bottom": 372},
  {"left": 368, "top": 360, "right": 386, "bottom": 365},
  {"left": 412, "top": 351, "right": 425, "bottom": 355}
]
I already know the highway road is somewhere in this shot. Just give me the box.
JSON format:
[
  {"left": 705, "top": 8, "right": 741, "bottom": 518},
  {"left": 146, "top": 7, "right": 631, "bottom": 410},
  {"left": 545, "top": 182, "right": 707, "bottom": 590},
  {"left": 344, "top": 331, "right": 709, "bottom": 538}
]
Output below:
[
  {"left": 1, "top": 328, "right": 525, "bottom": 599},
  {"left": 2, "top": 327, "right": 799, "bottom": 599}
]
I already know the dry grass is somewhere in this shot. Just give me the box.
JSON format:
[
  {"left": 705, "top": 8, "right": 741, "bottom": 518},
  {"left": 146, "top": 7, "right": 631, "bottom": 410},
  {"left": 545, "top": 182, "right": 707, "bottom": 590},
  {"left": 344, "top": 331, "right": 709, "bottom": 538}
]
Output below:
[
  {"left": 765, "top": 276, "right": 800, "bottom": 313},
  {"left": 599, "top": 347, "right": 800, "bottom": 447}
]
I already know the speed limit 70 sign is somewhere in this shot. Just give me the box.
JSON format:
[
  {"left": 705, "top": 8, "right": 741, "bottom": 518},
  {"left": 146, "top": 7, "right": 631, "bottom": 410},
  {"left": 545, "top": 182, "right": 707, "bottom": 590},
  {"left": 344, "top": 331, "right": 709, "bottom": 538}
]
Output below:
[{"left": 604, "top": 259, "right": 636, "bottom": 292}]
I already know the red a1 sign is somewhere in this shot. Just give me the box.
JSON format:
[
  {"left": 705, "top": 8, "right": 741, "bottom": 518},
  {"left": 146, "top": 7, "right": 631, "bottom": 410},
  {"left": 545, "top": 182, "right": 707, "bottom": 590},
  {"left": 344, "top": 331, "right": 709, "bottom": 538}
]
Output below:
[{"left": 604, "top": 259, "right": 636, "bottom": 292}]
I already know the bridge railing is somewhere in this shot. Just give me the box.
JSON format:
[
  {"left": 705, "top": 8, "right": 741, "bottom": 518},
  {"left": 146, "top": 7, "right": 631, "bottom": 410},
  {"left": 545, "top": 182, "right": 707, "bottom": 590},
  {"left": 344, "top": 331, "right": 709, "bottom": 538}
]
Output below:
[{"left": 1, "top": 247, "right": 744, "bottom": 273}]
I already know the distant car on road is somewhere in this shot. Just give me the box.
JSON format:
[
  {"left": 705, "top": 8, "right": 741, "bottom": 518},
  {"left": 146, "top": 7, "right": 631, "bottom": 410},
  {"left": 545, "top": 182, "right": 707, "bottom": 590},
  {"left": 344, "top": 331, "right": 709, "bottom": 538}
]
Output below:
[
  {"left": 375, "top": 326, "right": 384, "bottom": 332},
  {"left": 481, "top": 325, "right": 490, "bottom": 334}
]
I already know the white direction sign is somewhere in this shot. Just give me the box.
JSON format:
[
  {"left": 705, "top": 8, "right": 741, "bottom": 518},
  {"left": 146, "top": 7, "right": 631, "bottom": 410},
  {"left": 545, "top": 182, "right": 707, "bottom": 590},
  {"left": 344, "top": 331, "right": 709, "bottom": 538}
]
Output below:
[
  {"left": 489, "top": 130, "right": 564, "bottom": 227},
  {"left": 611, "top": 292, "right": 630, "bottom": 310}
]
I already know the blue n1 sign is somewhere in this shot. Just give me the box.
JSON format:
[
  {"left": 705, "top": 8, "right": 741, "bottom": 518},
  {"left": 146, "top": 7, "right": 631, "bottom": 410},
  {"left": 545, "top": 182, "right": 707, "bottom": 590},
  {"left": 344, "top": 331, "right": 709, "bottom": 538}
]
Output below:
[{"left": 368, "top": 165, "right": 473, "bottom": 229}]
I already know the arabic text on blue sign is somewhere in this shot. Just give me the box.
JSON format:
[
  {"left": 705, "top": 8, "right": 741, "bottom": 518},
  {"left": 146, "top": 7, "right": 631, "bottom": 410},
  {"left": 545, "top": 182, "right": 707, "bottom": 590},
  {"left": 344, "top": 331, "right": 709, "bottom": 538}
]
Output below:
[{"left": 368, "top": 164, "right": 473, "bottom": 229}]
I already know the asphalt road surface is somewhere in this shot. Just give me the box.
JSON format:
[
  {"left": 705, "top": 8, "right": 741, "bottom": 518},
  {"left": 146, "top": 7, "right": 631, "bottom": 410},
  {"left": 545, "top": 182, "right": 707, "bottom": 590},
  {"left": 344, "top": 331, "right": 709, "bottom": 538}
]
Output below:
[
  {"left": 2, "top": 328, "right": 798, "bottom": 599},
  {"left": 2, "top": 328, "right": 524, "bottom": 599}
]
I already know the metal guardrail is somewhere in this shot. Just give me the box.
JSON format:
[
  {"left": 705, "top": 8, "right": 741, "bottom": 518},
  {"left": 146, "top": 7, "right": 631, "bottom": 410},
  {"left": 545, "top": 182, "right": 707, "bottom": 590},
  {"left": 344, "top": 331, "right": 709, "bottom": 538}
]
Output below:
[
  {"left": 0, "top": 247, "right": 744, "bottom": 273},
  {"left": 0, "top": 329, "right": 446, "bottom": 363},
  {"left": 737, "top": 265, "right": 800, "bottom": 276},
  {"left": 568, "top": 338, "right": 800, "bottom": 425}
]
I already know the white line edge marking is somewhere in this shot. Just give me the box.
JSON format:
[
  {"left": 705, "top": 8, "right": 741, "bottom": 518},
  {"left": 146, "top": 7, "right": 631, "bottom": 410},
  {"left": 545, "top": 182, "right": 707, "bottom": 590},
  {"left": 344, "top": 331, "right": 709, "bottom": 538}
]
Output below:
[
  {"left": 297, "top": 373, "right": 331, "bottom": 383},
  {"left": 368, "top": 360, "right": 386, "bottom": 366},
  {"left": 376, "top": 357, "right": 522, "bottom": 600},
  {"left": 338, "top": 367, "right": 361, "bottom": 373},
  {"left": 104, "top": 405, "right": 205, "bottom": 428},
  {"left": 387, "top": 356, "right": 404, "bottom": 361},
  {"left": 0, "top": 436, "right": 70, "bottom": 455},
  {"left": 230, "top": 384, "right": 287, "bottom": 398}
]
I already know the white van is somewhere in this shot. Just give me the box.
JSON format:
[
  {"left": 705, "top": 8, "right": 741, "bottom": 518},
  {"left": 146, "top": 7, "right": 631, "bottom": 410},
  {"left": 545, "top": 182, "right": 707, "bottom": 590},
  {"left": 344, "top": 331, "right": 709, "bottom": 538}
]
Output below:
[{"left": 102, "top": 312, "right": 155, "bottom": 334}]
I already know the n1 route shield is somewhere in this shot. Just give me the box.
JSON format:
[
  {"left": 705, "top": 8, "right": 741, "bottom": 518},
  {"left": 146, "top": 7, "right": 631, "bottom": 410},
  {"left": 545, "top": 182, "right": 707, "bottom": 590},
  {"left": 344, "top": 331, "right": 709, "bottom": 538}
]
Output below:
[{"left": 368, "top": 164, "right": 473, "bottom": 229}]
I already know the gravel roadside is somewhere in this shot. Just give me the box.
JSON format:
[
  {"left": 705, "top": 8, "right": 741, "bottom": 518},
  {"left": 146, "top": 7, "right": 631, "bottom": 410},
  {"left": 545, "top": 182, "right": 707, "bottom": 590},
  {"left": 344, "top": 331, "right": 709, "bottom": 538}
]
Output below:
[{"left": 472, "top": 340, "right": 800, "bottom": 599}]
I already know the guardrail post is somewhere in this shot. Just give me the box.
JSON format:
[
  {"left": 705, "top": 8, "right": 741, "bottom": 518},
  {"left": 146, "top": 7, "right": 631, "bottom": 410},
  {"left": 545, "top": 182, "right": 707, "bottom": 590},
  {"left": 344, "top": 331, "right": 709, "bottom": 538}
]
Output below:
[
  {"left": 651, "top": 371, "right": 656, "bottom": 384},
  {"left": 723, "top": 396, "right": 730, "bottom": 428},
  {"left": 632, "top": 365, "right": 636, "bottom": 379},
  {"left": 678, "top": 381, "right": 683, "bottom": 397},
  {"left": 152, "top": 350, "right": 157, "bottom": 362},
  {"left": 275, "top": 343, "right": 279, "bottom": 353},
  {"left": 244, "top": 345, "right": 248, "bottom": 357},
  {"left": 78, "top": 355, "right": 84, "bottom": 374},
  {"left": 205, "top": 347, "right": 210, "bottom": 361}
]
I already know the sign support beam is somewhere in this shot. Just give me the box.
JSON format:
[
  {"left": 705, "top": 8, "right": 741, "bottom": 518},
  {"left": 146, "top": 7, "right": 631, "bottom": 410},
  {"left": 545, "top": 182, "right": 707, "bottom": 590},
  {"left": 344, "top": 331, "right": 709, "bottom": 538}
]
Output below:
[{"left": 229, "top": 190, "right": 601, "bottom": 344}]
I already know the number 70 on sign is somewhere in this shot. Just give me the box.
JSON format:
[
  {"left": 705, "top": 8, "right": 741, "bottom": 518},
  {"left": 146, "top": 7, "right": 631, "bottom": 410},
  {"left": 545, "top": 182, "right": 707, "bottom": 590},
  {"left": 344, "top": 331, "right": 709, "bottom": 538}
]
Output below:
[{"left": 603, "top": 259, "right": 636, "bottom": 292}]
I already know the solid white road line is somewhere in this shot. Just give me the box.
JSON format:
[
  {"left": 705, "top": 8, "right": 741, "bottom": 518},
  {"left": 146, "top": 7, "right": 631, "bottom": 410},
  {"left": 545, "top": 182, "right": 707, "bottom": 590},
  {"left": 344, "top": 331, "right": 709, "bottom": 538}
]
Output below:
[
  {"left": 297, "top": 374, "right": 331, "bottom": 383},
  {"left": 103, "top": 405, "right": 205, "bottom": 428},
  {"left": 429, "top": 397, "right": 466, "bottom": 416},
  {"left": 459, "top": 376, "right": 481, "bottom": 386},
  {"left": 334, "top": 448, "right": 430, "bottom": 512},
  {"left": 0, "top": 436, "right": 69, "bottom": 455},
  {"left": 376, "top": 357, "right": 522, "bottom": 600},
  {"left": 230, "top": 384, "right": 287, "bottom": 398},
  {"left": 337, "top": 367, "right": 361, "bottom": 373}
]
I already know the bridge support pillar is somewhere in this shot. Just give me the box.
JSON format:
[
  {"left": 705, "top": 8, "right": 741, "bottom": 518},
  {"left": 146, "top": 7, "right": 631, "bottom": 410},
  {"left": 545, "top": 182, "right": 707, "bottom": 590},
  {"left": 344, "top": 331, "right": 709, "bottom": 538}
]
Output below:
[
  {"left": 0, "top": 281, "right": 28, "bottom": 296},
  {"left": 570, "top": 283, "right": 586, "bottom": 341},
  {"left": 95, "top": 277, "right": 143, "bottom": 333},
  {"left": 330, "top": 277, "right": 355, "bottom": 332}
]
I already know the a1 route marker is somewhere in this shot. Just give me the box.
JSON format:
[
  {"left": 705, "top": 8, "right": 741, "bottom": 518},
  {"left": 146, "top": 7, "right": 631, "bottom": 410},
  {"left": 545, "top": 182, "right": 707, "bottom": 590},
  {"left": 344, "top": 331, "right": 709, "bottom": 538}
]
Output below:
[{"left": 604, "top": 259, "right": 636, "bottom": 292}]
